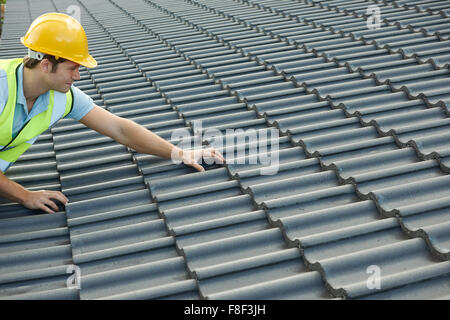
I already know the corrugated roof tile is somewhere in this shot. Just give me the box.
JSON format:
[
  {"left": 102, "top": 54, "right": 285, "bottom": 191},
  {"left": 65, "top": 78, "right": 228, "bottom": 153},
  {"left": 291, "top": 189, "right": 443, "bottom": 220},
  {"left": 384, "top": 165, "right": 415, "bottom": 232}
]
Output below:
[{"left": 1, "top": 0, "right": 449, "bottom": 300}]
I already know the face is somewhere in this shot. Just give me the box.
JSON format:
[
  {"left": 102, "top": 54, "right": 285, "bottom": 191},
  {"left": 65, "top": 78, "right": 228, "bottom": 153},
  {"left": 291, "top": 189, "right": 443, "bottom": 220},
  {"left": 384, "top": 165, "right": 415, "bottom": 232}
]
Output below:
[{"left": 44, "top": 60, "right": 81, "bottom": 93}]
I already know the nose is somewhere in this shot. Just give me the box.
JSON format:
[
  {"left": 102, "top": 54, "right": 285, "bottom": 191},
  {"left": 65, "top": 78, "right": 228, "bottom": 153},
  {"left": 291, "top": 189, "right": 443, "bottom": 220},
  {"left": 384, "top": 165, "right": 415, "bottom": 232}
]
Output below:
[{"left": 73, "top": 68, "right": 81, "bottom": 81}]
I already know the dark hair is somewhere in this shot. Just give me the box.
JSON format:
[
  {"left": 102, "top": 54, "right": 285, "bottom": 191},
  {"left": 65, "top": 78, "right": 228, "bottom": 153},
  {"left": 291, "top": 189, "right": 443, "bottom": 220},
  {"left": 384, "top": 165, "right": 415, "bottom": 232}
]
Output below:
[{"left": 23, "top": 54, "right": 67, "bottom": 73}]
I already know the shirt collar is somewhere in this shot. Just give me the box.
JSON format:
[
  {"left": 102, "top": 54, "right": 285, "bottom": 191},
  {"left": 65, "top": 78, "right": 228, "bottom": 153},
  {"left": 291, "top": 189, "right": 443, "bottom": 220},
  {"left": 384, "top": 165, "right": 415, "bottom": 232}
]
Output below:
[
  {"left": 16, "top": 64, "right": 26, "bottom": 107},
  {"left": 17, "top": 63, "right": 50, "bottom": 116}
]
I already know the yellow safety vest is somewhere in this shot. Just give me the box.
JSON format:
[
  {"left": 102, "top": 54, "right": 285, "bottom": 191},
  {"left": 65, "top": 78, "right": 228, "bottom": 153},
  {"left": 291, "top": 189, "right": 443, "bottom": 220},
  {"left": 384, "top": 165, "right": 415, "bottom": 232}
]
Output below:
[{"left": 0, "top": 58, "right": 73, "bottom": 172}]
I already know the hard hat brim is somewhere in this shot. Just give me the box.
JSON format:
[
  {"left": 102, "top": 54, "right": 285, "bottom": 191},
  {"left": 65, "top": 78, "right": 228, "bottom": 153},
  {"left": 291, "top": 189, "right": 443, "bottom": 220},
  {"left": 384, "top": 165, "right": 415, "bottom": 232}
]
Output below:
[
  {"left": 78, "top": 55, "right": 97, "bottom": 69},
  {"left": 21, "top": 35, "right": 98, "bottom": 69}
]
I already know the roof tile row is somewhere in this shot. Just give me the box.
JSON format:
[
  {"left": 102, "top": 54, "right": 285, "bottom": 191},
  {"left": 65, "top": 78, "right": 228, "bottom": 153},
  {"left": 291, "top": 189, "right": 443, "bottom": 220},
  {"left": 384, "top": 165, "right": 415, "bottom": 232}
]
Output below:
[{"left": 1, "top": 0, "right": 449, "bottom": 299}]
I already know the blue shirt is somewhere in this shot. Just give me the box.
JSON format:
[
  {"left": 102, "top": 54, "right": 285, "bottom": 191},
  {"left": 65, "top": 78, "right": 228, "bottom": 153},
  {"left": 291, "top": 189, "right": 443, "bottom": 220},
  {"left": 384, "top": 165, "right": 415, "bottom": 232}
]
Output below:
[{"left": 10, "top": 63, "right": 94, "bottom": 138}]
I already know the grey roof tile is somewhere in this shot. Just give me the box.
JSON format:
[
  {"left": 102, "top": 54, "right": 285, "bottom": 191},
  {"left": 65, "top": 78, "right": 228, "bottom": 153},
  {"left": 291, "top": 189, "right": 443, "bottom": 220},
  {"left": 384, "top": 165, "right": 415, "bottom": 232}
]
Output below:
[
  {"left": 238, "top": 157, "right": 321, "bottom": 188},
  {"left": 197, "top": 255, "right": 324, "bottom": 299},
  {"left": 392, "top": 111, "right": 450, "bottom": 137},
  {"left": 0, "top": 266, "right": 81, "bottom": 299},
  {"left": 399, "top": 197, "right": 450, "bottom": 246},
  {"left": 97, "top": 278, "right": 199, "bottom": 300},
  {"left": 248, "top": 170, "right": 338, "bottom": 203},
  {"left": 366, "top": 63, "right": 436, "bottom": 82},
  {"left": 330, "top": 147, "right": 419, "bottom": 178},
  {"left": 59, "top": 166, "right": 144, "bottom": 200},
  {"left": 388, "top": 69, "right": 449, "bottom": 88},
  {"left": 0, "top": 244, "right": 73, "bottom": 275},
  {"left": 352, "top": 159, "right": 443, "bottom": 195},
  {"left": 361, "top": 273, "right": 450, "bottom": 299},
  {"left": 301, "top": 136, "right": 398, "bottom": 163},
  {"left": 374, "top": 174, "right": 450, "bottom": 212},
  {"left": 314, "top": 237, "right": 450, "bottom": 298},
  {"left": 0, "top": 226, "right": 68, "bottom": 256},
  {"left": 282, "top": 60, "right": 336, "bottom": 77},
  {"left": 149, "top": 172, "right": 241, "bottom": 210},
  {"left": 302, "top": 217, "right": 403, "bottom": 264},
  {"left": 290, "top": 66, "right": 351, "bottom": 83},
  {"left": 282, "top": 115, "right": 362, "bottom": 141},
  {"left": 161, "top": 194, "right": 261, "bottom": 236},
  {"left": 221, "top": 74, "right": 286, "bottom": 92},
  {"left": 66, "top": 189, "right": 153, "bottom": 222},
  {"left": 299, "top": 125, "right": 378, "bottom": 151},
  {"left": 252, "top": 94, "right": 322, "bottom": 115},
  {"left": 71, "top": 232, "right": 175, "bottom": 268},
  {"left": 79, "top": 256, "right": 194, "bottom": 299},
  {"left": 368, "top": 178, "right": 450, "bottom": 258},
  {"left": 182, "top": 228, "right": 287, "bottom": 271},
  {"left": 243, "top": 87, "right": 308, "bottom": 105},
  {"left": 228, "top": 145, "right": 306, "bottom": 174},
  {"left": 341, "top": 49, "right": 405, "bottom": 67},
  {"left": 206, "top": 271, "right": 331, "bottom": 300},
  {"left": 308, "top": 78, "right": 379, "bottom": 97},
  {"left": 75, "top": 240, "right": 179, "bottom": 276},
  {"left": 277, "top": 197, "right": 379, "bottom": 240},
  {"left": 192, "top": 245, "right": 301, "bottom": 282},
  {"left": 344, "top": 92, "right": 424, "bottom": 117},
  {"left": 2, "top": 0, "right": 449, "bottom": 300}
]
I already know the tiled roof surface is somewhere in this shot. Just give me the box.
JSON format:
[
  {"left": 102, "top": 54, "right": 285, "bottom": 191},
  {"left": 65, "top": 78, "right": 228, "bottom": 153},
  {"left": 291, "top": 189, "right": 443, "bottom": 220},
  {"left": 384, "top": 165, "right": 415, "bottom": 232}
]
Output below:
[{"left": 0, "top": 0, "right": 449, "bottom": 300}]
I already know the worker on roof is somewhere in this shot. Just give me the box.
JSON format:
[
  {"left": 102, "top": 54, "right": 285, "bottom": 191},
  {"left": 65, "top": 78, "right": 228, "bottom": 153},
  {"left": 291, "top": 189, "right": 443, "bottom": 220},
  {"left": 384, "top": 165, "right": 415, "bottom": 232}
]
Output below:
[{"left": 0, "top": 12, "right": 224, "bottom": 214}]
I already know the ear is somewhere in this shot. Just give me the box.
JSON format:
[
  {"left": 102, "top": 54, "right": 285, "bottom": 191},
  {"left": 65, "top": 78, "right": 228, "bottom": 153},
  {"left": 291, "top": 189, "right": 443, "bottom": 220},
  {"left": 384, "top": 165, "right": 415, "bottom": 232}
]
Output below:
[{"left": 39, "top": 59, "right": 51, "bottom": 73}]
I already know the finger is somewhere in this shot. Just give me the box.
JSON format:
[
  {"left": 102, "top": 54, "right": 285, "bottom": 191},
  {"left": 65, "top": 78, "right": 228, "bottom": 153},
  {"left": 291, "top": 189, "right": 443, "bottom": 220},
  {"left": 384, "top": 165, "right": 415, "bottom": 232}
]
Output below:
[
  {"left": 215, "top": 151, "right": 225, "bottom": 162},
  {"left": 209, "top": 148, "right": 224, "bottom": 160},
  {"left": 218, "top": 150, "right": 225, "bottom": 162},
  {"left": 56, "top": 191, "right": 69, "bottom": 203},
  {"left": 204, "top": 148, "right": 225, "bottom": 164},
  {"left": 213, "top": 150, "right": 225, "bottom": 163},
  {"left": 39, "top": 204, "right": 55, "bottom": 214},
  {"left": 50, "top": 191, "right": 69, "bottom": 204},
  {"left": 43, "top": 198, "right": 60, "bottom": 212},
  {"left": 215, "top": 155, "right": 225, "bottom": 164},
  {"left": 182, "top": 156, "right": 194, "bottom": 166},
  {"left": 191, "top": 162, "right": 205, "bottom": 172}
]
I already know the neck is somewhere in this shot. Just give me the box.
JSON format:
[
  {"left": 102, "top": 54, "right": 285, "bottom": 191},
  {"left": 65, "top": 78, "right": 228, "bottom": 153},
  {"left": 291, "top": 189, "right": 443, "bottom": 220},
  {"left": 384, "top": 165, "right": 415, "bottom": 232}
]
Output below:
[{"left": 22, "top": 66, "right": 49, "bottom": 103}]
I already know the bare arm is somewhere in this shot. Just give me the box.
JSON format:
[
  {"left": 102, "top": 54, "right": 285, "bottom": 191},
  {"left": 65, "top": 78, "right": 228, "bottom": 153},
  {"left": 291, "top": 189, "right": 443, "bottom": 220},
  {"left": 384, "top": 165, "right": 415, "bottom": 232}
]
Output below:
[
  {"left": 0, "top": 171, "right": 28, "bottom": 204},
  {"left": 0, "top": 171, "right": 68, "bottom": 213},
  {"left": 79, "top": 105, "right": 224, "bottom": 171}
]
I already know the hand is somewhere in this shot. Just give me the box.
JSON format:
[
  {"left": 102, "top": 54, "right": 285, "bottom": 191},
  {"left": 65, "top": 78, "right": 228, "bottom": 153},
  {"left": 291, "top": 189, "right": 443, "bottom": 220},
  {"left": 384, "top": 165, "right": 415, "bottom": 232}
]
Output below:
[
  {"left": 21, "top": 190, "right": 69, "bottom": 214},
  {"left": 177, "top": 147, "right": 225, "bottom": 172}
]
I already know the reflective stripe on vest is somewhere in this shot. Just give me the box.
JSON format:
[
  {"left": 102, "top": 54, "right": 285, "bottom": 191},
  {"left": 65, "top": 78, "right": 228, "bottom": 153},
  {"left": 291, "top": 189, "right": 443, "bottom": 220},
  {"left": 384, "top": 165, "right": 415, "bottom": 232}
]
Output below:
[{"left": 0, "top": 58, "right": 73, "bottom": 171}]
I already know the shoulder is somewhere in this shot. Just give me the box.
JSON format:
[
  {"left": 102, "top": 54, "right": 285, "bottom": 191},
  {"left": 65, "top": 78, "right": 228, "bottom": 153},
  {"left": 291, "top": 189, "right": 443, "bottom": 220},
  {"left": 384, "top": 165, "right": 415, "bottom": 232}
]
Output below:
[
  {"left": 0, "top": 69, "right": 8, "bottom": 87},
  {"left": 65, "top": 85, "right": 94, "bottom": 120},
  {"left": 70, "top": 85, "right": 94, "bottom": 104},
  {"left": 0, "top": 69, "right": 8, "bottom": 107}
]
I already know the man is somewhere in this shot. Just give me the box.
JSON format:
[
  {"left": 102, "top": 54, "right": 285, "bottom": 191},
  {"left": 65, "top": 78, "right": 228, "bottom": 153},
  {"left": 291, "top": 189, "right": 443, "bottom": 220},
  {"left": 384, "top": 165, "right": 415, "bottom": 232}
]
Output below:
[{"left": 0, "top": 12, "right": 224, "bottom": 214}]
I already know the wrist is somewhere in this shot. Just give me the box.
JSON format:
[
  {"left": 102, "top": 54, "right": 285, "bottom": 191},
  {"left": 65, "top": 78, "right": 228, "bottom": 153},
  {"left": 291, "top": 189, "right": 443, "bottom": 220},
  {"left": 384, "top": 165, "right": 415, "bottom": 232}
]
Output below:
[
  {"left": 0, "top": 172, "right": 30, "bottom": 205},
  {"left": 170, "top": 146, "right": 184, "bottom": 162},
  {"left": 16, "top": 188, "right": 30, "bottom": 205}
]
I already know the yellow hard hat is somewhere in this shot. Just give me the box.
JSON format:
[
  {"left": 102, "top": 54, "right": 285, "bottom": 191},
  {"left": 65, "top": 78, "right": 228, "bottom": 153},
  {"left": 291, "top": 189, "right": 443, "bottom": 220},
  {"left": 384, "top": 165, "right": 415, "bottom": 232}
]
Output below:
[{"left": 20, "top": 12, "right": 97, "bottom": 68}]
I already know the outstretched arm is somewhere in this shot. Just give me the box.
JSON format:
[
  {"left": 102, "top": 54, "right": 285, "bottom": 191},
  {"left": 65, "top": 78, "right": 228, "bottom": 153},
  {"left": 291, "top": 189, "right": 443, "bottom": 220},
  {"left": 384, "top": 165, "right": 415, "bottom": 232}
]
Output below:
[{"left": 79, "top": 105, "right": 224, "bottom": 171}]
